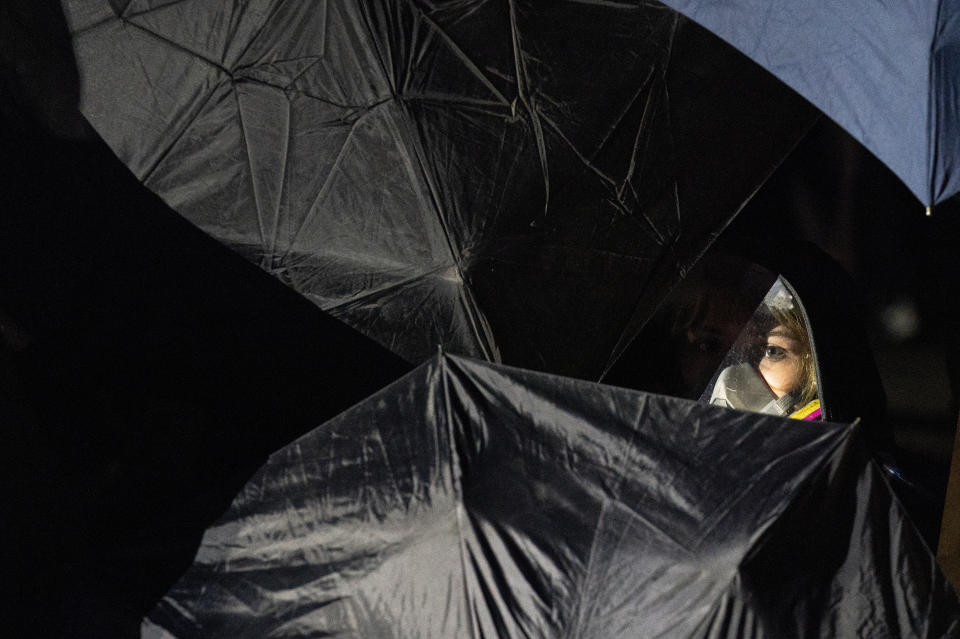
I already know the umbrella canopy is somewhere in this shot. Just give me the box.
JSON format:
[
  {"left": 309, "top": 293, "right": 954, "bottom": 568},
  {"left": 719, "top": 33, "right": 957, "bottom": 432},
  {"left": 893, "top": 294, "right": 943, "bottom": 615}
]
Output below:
[
  {"left": 64, "top": 0, "right": 815, "bottom": 378},
  {"left": 144, "top": 354, "right": 959, "bottom": 638},
  {"left": 658, "top": 0, "right": 960, "bottom": 208}
]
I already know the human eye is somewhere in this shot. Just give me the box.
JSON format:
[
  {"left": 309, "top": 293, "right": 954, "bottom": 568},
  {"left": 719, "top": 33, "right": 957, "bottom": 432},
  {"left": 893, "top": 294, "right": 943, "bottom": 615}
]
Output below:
[{"left": 763, "top": 345, "right": 788, "bottom": 361}]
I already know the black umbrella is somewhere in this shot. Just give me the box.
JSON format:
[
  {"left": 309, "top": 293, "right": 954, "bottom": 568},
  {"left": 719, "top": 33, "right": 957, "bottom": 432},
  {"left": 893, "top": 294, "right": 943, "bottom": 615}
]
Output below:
[
  {"left": 66, "top": 0, "right": 816, "bottom": 377},
  {"left": 146, "top": 354, "right": 959, "bottom": 637}
]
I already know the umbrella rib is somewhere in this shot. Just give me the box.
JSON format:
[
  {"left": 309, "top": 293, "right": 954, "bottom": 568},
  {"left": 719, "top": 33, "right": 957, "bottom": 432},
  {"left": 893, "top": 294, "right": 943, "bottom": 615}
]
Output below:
[
  {"left": 385, "top": 91, "right": 503, "bottom": 362},
  {"left": 485, "top": 133, "right": 528, "bottom": 240},
  {"left": 278, "top": 100, "right": 392, "bottom": 262},
  {"left": 116, "top": 21, "right": 233, "bottom": 186},
  {"left": 123, "top": 18, "right": 231, "bottom": 76},
  {"left": 231, "top": 54, "right": 323, "bottom": 76},
  {"left": 537, "top": 112, "right": 618, "bottom": 188},
  {"left": 122, "top": 0, "right": 192, "bottom": 22},
  {"left": 113, "top": 0, "right": 134, "bottom": 17},
  {"left": 535, "top": 109, "right": 670, "bottom": 245},
  {"left": 403, "top": 93, "right": 514, "bottom": 117},
  {"left": 280, "top": 55, "right": 326, "bottom": 91},
  {"left": 357, "top": 4, "right": 399, "bottom": 98},
  {"left": 566, "top": 499, "right": 631, "bottom": 639},
  {"left": 590, "top": 63, "right": 658, "bottom": 165},
  {"left": 414, "top": 10, "right": 513, "bottom": 107},
  {"left": 314, "top": 262, "right": 456, "bottom": 314},
  {"left": 277, "top": 8, "right": 406, "bottom": 295},
  {"left": 350, "top": 8, "right": 493, "bottom": 372},
  {"left": 438, "top": 356, "right": 483, "bottom": 639},
  {"left": 601, "top": 241, "right": 685, "bottom": 378},
  {"left": 278, "top": 121, "right": 356, "bottom": 262},
  {"left": 619, "top": 76, "right": 665, "bottom": 201},
  {"left": 233, "top": 85, "right": 269, "bottom": 257},
  {"left": 613, "top": 402, "right": 704, "bottom": 557},
  {"left": 398, "top": 117, "right": 502, "bottom": 361},
  {"left": 459, "top": 284, "right": 502, "bottom": 363},
  {"left": 507, "top": 0, "right": 551, "bottom": 216},
  {"left": 140, "top": 79, "right": 226, "bottom": 186},
  {"left": 402, "top": 5, "right": 421, "bottom": 96},
  {"left": 69, "top": 14, "right": 122, "bottom": 37},
  {"left": 702, "top": 426, "right": 853, "bottom": 555},
  {"left": 567, "top": 397, "right": 654, "bottom": 638},
  {"left": 228, "top": 0, "right": 294, "bottom": 73},
  {"left": 292, "top": 87, "right": 382, "bottom": 112},
  {"left": 268, "top": 97, "right": 292, "bottom": 261}
]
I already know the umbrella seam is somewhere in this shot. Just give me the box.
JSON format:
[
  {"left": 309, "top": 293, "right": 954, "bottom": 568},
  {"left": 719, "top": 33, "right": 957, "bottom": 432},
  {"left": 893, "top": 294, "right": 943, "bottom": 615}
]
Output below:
[
  {"left": 440, "top": 355, "right": 482, "bottom": 639},
  {"left": 268, "top": 94, "right": 291, "bottom": 260},
  {"left": 122, "top": 0, "right": 189, "bottom": 22},
  {"left": 228, "top": 0, "right": 294, "bottom": 74},
  {"left": 290, "top": 88, "right": 391, "bottom": 112},
  {"left": 401, "top": 93, "right": 514, "bottom": 117},
  {"left": 736, "top": 424, "right": 856, "bottom": 565},
  {"left": 389, "top": 88, "right": 502, "bottom": 361},
  {"left": 109, "top": 20, "right": 232, "bottom": 185},
  {"left": 564, "top": 395, "right": 651, "bottom": 638},
  {"left": 402, "top": 3, "right": 420, "bottom": 97},
  {"left": 316, "top": 262, "right": 466, "bottom": 313},
  {"left": 275, "top": 55, "right": 326, "bottom": 91},
  {"left": 592, "top": 58, "right": 664, "bottom": 171},
  {"left": 233, "top": 84, "right": 269, "bottom": 255},
  {"left": 69, "top": 14, "right": 122, "bottom": 37},
  {"left": 601, "top": 244, "right": 679, "bottom": 379},
  {"left": 277, "top": 112, "right": 373, "bottom": 262},
  {"left": 123, "top": 17, "right": 231, "bottom": 75},
  {"left": 357, "top": 3, "right": 400, "bottom": 99},
  {"left": 413, "top": 9, "right": 513, "bottom": 108},
  {"left": 141, "top": 80, "right": 228, "bottom": 186},
  {"left": 507, "top": 0, "right": 551, "bottom": 216}
]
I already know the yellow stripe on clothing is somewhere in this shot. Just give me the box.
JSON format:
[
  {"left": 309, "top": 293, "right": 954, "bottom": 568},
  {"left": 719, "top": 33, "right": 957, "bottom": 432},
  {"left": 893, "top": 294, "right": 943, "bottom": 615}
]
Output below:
[{"left": 789, "top": 399, "right": 821, "bottom": 420}]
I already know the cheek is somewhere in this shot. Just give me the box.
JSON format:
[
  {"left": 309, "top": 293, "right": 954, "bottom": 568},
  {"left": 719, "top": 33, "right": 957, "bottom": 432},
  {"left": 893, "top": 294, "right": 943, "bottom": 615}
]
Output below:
[
  {"left": 760, "top": 359, "right": 800, "bottom": 390},
  {"left": 758, "top": 360, "right": 777, "bottom": 383}
]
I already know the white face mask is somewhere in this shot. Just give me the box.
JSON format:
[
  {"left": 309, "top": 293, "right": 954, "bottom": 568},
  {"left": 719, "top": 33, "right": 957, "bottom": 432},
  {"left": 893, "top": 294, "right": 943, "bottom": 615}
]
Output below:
[{"left": 708, "top": 362, "right": 795, "bottom": 416}]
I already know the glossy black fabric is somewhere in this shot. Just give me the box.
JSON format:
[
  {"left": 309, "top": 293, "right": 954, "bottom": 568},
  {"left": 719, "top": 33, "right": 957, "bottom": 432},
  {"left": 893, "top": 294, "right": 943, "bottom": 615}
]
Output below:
[
  {"left": 65, "top": 0, "right": 816, "bottom": 378},
  {"left": 147, "top": 355, "right": 959, "bottom": 638}
]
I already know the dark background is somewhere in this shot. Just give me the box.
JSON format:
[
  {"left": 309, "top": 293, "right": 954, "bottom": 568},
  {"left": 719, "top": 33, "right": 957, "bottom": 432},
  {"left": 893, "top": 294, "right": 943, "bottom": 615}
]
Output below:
[
  {"left": 738, "top": 118, "right": 959, "bottom": 472},
  {"left": 730, "top": 117, "right": 960, "bottom": 547},
  {"left": 3, "top": 1, "right": 960, "bottom": 636}
]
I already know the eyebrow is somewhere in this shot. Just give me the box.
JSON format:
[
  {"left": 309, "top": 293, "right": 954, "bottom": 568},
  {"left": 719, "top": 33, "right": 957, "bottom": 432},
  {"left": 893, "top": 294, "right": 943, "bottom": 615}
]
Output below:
[{"left": 767, "top": 328, "right": 799, "bottom": 340}]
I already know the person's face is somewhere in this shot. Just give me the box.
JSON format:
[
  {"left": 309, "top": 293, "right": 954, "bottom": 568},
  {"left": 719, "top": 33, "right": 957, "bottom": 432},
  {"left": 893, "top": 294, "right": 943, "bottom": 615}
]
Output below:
[{"left": 758, "top": 325, "right": 803, "bottom": 398}]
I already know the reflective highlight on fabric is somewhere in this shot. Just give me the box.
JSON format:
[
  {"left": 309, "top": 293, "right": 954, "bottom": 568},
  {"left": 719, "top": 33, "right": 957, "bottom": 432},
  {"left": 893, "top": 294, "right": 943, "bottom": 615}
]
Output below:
[
  {"left": 65, "top": 1, "right": 817, "bottom": 377},
  {"left": 144, "top": 355, "right": 960, "bottom": 638}
]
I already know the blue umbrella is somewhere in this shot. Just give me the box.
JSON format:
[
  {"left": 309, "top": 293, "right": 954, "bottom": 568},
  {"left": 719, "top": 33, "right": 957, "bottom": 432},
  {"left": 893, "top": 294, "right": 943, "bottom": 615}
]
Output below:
[{"left": 659, "top": 0, "right": 960, "bottom": 209}]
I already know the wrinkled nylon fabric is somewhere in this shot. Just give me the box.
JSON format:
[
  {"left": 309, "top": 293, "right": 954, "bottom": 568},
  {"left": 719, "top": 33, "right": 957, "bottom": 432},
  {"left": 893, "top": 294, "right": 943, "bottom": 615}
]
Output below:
[
  {"left": 145, "top": 355, "right": 960, "bottom": 637},
  {"left": 64, "top": 0, "right": 813, "bottom": 377},
  {"left": 660, "top": 0, "right": 960, "bottom": 207}
]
